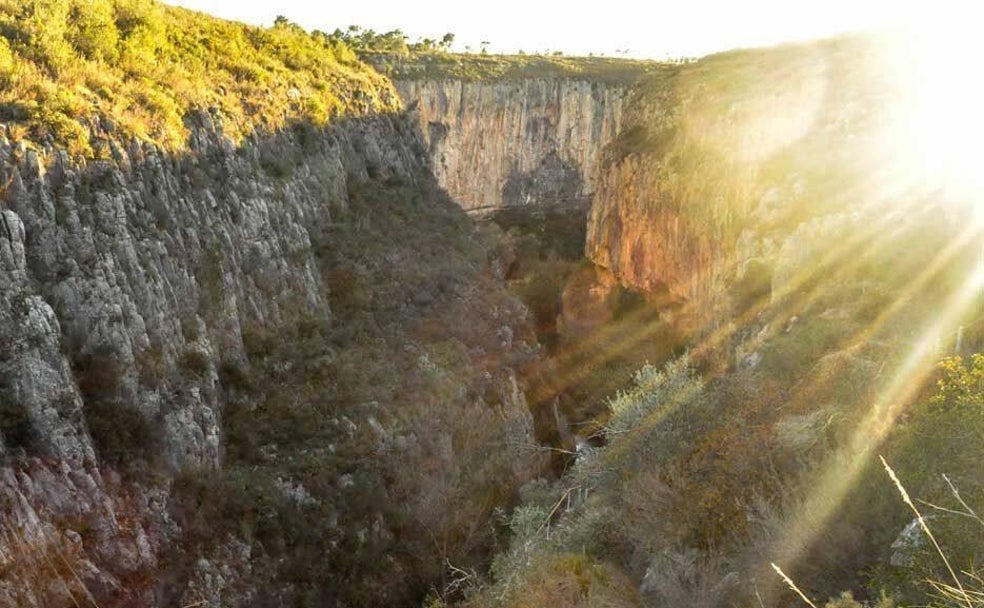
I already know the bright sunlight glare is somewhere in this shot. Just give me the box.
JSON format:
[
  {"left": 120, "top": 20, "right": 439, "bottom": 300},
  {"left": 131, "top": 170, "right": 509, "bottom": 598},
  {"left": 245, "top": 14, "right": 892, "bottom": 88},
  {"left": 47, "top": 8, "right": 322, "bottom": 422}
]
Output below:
[{"left": 889, "top": 22, "right": 984, "bottom": 220}]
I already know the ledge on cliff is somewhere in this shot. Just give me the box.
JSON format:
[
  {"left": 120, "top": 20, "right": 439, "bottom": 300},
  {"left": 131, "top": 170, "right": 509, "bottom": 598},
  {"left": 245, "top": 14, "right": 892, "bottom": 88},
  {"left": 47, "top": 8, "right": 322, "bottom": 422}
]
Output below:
[{"left": 367, "top": 50, "right": 664, "bottom": 84}]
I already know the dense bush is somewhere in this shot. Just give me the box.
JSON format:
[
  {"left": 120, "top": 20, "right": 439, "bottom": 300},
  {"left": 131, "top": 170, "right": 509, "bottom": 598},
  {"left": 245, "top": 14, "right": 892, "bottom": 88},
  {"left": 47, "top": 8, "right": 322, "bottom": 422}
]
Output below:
[
  {"left": 178, "top": 349, "right": 209, "bottom": 376},
  {"left": 0, "top": 394, "right": 37, "bottom": 453},
  {"left": 476, "top": 272, "right": 982, "bottom": 607},
  {"left": 867, "top": 355, "right": 984, "bottom": 602},
  {"left": 73, "top": 348, "right": 159, "bottom": 474}
]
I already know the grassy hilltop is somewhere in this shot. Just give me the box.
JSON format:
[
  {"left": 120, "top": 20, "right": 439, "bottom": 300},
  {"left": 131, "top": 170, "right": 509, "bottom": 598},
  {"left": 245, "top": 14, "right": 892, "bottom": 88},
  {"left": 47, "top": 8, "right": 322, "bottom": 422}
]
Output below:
[{"left": 0, "top": 0, "right": 398, "bottom": 156}]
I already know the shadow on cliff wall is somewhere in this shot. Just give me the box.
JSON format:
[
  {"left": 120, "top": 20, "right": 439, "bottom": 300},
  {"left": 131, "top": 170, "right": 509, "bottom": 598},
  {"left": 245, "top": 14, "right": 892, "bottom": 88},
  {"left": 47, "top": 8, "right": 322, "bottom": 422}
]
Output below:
[{"left": 0, "top": 108, "right": 552, "bottom": 607}]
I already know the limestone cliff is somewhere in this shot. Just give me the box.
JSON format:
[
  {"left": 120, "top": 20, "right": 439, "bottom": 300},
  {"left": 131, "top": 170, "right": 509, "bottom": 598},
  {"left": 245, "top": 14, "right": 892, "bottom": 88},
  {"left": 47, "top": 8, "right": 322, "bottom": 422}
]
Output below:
[
  {"left": 0, "top": 111, "right": 542, "bottom": 606},
  {"left": 585, "top": 36, "right": 908, "bottom": 310},
  {"left": 396, "top": 79, "right": 629, "bottom": 212}
]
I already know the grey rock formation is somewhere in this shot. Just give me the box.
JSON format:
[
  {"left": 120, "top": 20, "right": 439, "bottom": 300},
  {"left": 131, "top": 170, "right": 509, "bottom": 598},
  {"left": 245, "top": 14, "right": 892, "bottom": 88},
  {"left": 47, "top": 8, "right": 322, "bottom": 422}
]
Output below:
[
  {"left": 397, "top": 79, "right": 628, "bottom": 213},
  {"left": 0, "top": 111, "right": 542, "bottom": 605}
]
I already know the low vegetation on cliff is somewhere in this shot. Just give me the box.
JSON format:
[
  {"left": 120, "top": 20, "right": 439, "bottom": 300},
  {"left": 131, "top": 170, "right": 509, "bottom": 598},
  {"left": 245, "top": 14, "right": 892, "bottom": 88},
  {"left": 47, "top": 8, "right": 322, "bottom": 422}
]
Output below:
[
  {"left": 468, "top": 227, "right": 982, "bottom": 607},
  {"left": 165, "top": 162, "right": 544, "bottom": 606},
  {"left": 368, "top": 50, "right": 663, "bottom": 84}
]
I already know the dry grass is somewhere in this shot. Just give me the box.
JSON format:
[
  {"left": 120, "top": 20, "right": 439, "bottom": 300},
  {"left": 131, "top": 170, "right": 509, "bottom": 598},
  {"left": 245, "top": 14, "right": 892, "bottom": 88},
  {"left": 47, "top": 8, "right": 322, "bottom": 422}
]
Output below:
[
  {"left": 770, "top": 459, "right": 984, "bottom": 608},
  {"left": 0, "top": 523, "right": 99, "bottom": 607}
]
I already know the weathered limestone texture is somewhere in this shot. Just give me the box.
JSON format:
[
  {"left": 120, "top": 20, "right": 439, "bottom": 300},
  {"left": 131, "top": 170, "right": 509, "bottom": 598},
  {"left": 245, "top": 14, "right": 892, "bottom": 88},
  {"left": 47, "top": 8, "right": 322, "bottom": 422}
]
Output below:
[
  {"left": 398, "top": 79, "right": 628, "bottom": 212},
  {"left": 0, "top": 111, "right": 540, "bottom": 605}
]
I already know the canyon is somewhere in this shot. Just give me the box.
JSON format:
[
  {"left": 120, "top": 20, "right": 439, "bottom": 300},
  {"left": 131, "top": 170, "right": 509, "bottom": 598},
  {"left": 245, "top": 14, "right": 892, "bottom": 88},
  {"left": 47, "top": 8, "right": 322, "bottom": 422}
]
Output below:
[
  {"left": 1, "top": 6, "right": 982, "bottom": 608},
  {"left": 0, "top": 109, "right": 545, "bottom": 605}
]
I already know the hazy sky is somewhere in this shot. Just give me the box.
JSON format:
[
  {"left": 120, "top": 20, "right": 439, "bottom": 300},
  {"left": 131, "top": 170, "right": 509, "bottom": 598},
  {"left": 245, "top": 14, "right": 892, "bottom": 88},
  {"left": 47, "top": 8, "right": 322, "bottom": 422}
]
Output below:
[{"left": 162, "top": 0, "right": 964, "bottom": 59}]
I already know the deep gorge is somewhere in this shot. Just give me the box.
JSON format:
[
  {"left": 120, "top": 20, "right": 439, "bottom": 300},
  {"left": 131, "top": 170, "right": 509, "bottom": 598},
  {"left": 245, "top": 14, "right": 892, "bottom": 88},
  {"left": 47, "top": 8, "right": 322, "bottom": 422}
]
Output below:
[
  {"left": 395, "top": 74, "right": 685, "bottom": 456},
  {"left": 0, "top": 58, "right": 688, "bottom": 605},
  {"left": 0, "top": 112, "right": 548, "bottom": 606},
  {"left": 1, "top": 7, "right": 983, "bottom": 608}
]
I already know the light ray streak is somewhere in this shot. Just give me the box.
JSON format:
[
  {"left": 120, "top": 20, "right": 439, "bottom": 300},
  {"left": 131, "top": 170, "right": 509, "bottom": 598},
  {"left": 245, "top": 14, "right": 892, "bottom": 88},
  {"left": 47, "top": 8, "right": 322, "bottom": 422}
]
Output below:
[{"left": 766, "top": 244, "right": 984, "bottom": 592}]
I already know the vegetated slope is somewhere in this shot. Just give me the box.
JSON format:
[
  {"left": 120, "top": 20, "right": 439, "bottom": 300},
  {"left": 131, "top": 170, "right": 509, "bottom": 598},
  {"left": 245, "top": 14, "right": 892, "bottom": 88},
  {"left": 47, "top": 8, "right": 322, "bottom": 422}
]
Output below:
[
  {"left": 589, "top": 34, "right": 917, "bottom": 307},
  {"left": 468, "top": 34, "right": 984, "bottom": 608},
  {"left": 0, "top": 2, "right": 547, "bottom": 606},
  {"left": 0, "top": 0, "right": 397, "bottom": 156}
]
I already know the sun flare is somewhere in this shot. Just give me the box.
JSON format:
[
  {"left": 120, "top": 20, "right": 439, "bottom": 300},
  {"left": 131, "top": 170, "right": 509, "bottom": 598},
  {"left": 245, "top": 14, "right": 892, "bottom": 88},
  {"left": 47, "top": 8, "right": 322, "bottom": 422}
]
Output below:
[{"left": 889, "top": 24, "right": 984, "bottom": 219}]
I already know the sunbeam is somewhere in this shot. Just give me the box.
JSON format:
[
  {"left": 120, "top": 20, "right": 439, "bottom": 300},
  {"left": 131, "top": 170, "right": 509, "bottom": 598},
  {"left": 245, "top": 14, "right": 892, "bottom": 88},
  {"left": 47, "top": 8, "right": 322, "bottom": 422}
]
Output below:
[{"left": 766, "top": 228, "right": 984, "bottom": 589}]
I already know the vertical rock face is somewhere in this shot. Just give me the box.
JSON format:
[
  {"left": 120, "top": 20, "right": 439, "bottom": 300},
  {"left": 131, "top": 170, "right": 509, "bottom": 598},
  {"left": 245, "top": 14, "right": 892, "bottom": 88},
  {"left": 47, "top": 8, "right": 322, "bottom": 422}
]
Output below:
[
  {"left": 0, "top": 207, "right": 93, "bottom": 465},
  {"left": 0, "top": 112, "right": 542, "bottom": 605},
  {"left": 587, "top": 151, "right": 724, "bottom": 303},
  {"left": 585, "top": 37, "right": 906, "bottom": 311},
  {"left": 397, "top": 79, "right": 629, "bottom": 212},
  {"left": 0, "top": 119, "right": 391, "bottom": 473}
]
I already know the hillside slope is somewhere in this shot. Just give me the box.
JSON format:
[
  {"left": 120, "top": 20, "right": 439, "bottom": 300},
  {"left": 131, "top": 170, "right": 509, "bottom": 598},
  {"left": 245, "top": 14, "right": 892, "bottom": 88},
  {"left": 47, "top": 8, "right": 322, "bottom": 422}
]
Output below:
[{"left": 0, "top": 0, "right": 397, "bottom": 155}]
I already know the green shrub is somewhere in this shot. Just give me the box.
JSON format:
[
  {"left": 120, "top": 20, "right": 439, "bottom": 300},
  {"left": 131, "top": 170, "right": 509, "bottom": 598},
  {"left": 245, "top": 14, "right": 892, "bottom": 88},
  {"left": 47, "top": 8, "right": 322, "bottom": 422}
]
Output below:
[
  {"left": 0, "top": 0, "right": 400, "bottom": 155},
  {"left": 605, "top": 356, "right": 702, "bottom": 437},
  {"left": 825, "top": 591, "right": 894, "bottom": 608},
  {"left": 881, "top": 355, "right": 984, "bottom": 597},
  {"left": 217, "top": 359, "right": 251, "bottom": 390},
  {"left": 179, "top": 349, "right": 209, "bottom": 376},
  {"left": 500, "top": 553, "right": 639, "bottom": 608},
  {"left": 0, "top": 394, "right": 38, "bottom": 453},
  {"left": 66, "top": 0, "right": 119, "bottom": 62},
  {"left": 85, "top": 398, "right": 157, "bottom": 475},
  {"left": 241, "top": 324, "right": 276, "bottom": 360},
  {"left": 73, "top": 348, "right": 159, "bottom": 474},
  {"left": 135, "top": 344, "right": 167, "bottom": 387},
  {"left": 259, "top": 147, "right": 295, "bottom": 179}
]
